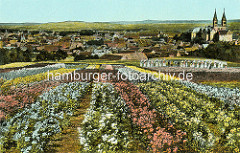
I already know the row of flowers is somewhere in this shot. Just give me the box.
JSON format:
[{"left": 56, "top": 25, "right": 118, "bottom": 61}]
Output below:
[
  {"left": 114, "top": 81, "right": 186, "bottom": 152},
  {"left": 115, "top": 66, "right": 178, "bottom": 83},
  {"left": 0, "top": 82, "right": 89, "bottom": 152},
  {"left": 0, "top": 80, "right": 65, "bottom": 120},
  {"left": 0, "top": 63, "right": 65, "bottom": 80},
  {"left": 0, "top": 62, "right": 35, "bottom": 69},
  {"left": 180, "top": 80, "right": 240, "bottom": 107},
  {"left": 0, "top": 68, "right": 76, "bottom": 91},
  {"left": 79, "top": 83, "right": 132, "bottom": 152},
  {"left": 138, "top": 81, "right": 240, "bottom": 152},
  {"left": 0, "top": 67, "right": 78, "bottom": 121},
  {"left": 123, "top": 65, "right": 240, "bottom": 151},
  {"left": 119, "top": 65, "right": 240, "bottom": 108},
  {"left": 200, "top": 81, "right": 240, "bottom": 89}
]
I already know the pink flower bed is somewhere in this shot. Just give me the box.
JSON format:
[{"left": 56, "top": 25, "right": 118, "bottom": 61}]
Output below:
[
  {"left": 113, "top": 81, "right": 186, "bottom": 152},
  {"left": 0, "top": 80, "right": 67, "bottom": 120}
]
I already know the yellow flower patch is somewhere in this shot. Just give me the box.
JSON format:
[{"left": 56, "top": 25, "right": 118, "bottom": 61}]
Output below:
[
  {"left": 86, "top": 64, "right": 100, "bottom": 69},
  {"left": 0, "top": 62, "right": 35, "bottom": 69},
  {"left": 1, "top": 68, "right": 75, "bottom": 90}
]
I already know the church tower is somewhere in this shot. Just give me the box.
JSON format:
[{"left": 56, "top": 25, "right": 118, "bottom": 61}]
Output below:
[
  {"left": 213, "top": 9, "right": 218, "bottom": 29},
  {"left": 221, "top": 9, "right": 227, "bottom": 30}
]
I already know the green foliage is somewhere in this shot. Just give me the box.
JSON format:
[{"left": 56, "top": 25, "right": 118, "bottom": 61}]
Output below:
[
  {"left": 229, "top": 22, "right": 240, "bottom": 33},
  {"left": 35, "top": 50, "right": 68, "bottom": 61},
  {"left": 56, "top": 49, "right": 68, "bottom": 60},
  {"left": 200, "top": 81, "right": 240, "bottom": 89},
  {"left": 174, "top": 31, "right": 192, "bottom": 42},
  {"left": 0, "top": 50, "right": 5, "bottom": 65},
  {"left": 74, "top": 54, "right": 99, "bottom": 61},
  {"left": 192, "top": 42, "right": 240, "bottom": 62},
  {"left": 0, "top": 48, "right": 33, "bottom": 65}
]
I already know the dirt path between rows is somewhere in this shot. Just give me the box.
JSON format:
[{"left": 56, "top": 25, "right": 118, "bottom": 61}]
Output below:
[{"left": 45, "top": 87, "right": 92, "bottom": 153}]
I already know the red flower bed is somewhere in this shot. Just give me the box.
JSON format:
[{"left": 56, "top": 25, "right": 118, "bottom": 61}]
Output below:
[
  {"left": 113, "top": 81, "right": 186, "bottom": 152},
  {"left": 0, "top": 80, "right": 67, "bottom": 120}
]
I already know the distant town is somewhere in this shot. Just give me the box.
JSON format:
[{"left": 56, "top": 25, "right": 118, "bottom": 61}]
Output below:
[{"left": 0, "top": 10, "right": 239, "bottom": 65}]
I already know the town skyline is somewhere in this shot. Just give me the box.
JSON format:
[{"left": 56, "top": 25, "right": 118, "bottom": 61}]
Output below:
[{"left": 0, "top": 0, "right": 239, "bottom": 23}]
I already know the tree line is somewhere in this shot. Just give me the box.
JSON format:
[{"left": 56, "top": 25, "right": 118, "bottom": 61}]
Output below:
[
  {"left": 0, "top": 48, "right": 68, "bottom": 65},
  {"left": 189, "top": 42, "right": 240, "bottom": 62}
]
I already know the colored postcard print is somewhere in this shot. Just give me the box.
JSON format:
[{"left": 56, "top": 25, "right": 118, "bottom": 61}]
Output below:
[{"left": 0, "top": 0, "right": 240, "bottom": 152}]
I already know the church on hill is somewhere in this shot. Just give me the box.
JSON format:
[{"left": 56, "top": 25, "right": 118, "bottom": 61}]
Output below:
[{"left": 191, "top": 9, "right": 233, "bottom": 42}]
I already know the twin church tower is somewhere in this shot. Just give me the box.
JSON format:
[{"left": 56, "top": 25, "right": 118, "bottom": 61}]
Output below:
[
  {"left": 213, "top": 9, "right": 227, "bottom": 30},
  {"left": 191, "top": 9, "right": 232, "bottom": 42}
]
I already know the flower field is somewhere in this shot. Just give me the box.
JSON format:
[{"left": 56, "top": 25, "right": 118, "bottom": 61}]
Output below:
[
  {"left": 114, "top": 81, "right": 186, "bottom": 152},
  {"left": 0, "top": 82, "right": 89, "bottom": 152},
  {"left": 0, "top": 63, "right": 65, "bottom": 80},
  {"left": 138, "top": 81, "right": 240, "bottom": 152},
  {"left": 79, "top": 83, "right": 132, "bottom": 152},
  {"left": 0, "top": 68, "right": 76, "bottom": 91},
  {"left": 180, "top": 80, "right": 240, "bottom": 107},
  {"left": 0, "top": 62, "right": 239, "bottom": 152},
  {"left": 0, "top": 62, "right": 35, "bottom": 69},
  {"left": 200, "top": 81, "right": 240, "bottom": 89}
]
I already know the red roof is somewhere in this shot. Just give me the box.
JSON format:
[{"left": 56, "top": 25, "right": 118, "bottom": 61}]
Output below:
[{"left": 44, "top": 45, "right": 60, "bottom": 52}]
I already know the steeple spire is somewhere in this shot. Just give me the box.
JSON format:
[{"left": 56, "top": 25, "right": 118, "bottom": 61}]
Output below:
[
  {"left": 213, "top": 9, "right": 218, "bottom": 28},
  {"left": 213, "top": 9, "right": 218, "bottom": 20},
  {"left": 222, "top": 8, "right": 226, "bottom": 20},
  {"left": 222, "top": 8, "right": 227, "bottom": 28}
]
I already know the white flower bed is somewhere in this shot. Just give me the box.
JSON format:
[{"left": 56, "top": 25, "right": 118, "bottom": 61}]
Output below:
[
  {"left": 79, "top": 83, "right": 132, "bottom": 152},
  {"left": 0, "top": 63, "right": 65, "bottom": 80},
  {"left": 0, "top": 82, "right": 89, "bottom": 152},
  {"left": 180, "top": 80, "right": 240, "bottom": 107}
]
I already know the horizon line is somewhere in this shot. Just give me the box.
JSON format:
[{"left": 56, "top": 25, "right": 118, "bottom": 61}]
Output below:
[{"left": 0, "top": 18, "right": 239, "bottom": 24}]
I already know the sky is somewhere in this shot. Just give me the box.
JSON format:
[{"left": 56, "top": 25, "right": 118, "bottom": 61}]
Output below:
[{"left": 0, "top": 0, "right": 239, "bottom": 23}]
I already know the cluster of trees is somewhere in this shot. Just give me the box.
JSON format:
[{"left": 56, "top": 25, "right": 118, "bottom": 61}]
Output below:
[
  {"left": 0, "top": 48, "right": 31, "bottom": 65},
  {"left": 190, "top": 42, "right": 240, "bottom": 62},
  {"left": 173, "top": 32, "right": 191, "bottom": 42},
  {"left": 35, "top": 50, "right": 67, "bottom": 61},
  {"left": 0, "top": 48, "right": 68, "bottom": 65}
]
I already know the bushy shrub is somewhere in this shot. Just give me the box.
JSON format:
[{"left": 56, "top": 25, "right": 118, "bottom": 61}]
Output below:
[{"left": 191, "top": 42, "right": 240, "bottom": 62}]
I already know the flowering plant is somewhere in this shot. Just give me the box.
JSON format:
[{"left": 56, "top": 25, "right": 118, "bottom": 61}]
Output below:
[
  {"left": 139, "top": 80, "right": 240, "bottom": 152},
  {"left": 0, "top": 63, "right": 65, "bottom": 80},
  {"left": 0, "top": 82, "right": 89, "bottom": 152},
  {"left": 79, "top": 83, "right": 132, "bottom": 152},
  {"left": 114, "top": 81, "right": 186, "bottom": 152},
  {"left": 0, "top": 62, "right": 35, "bottom": 69}
]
